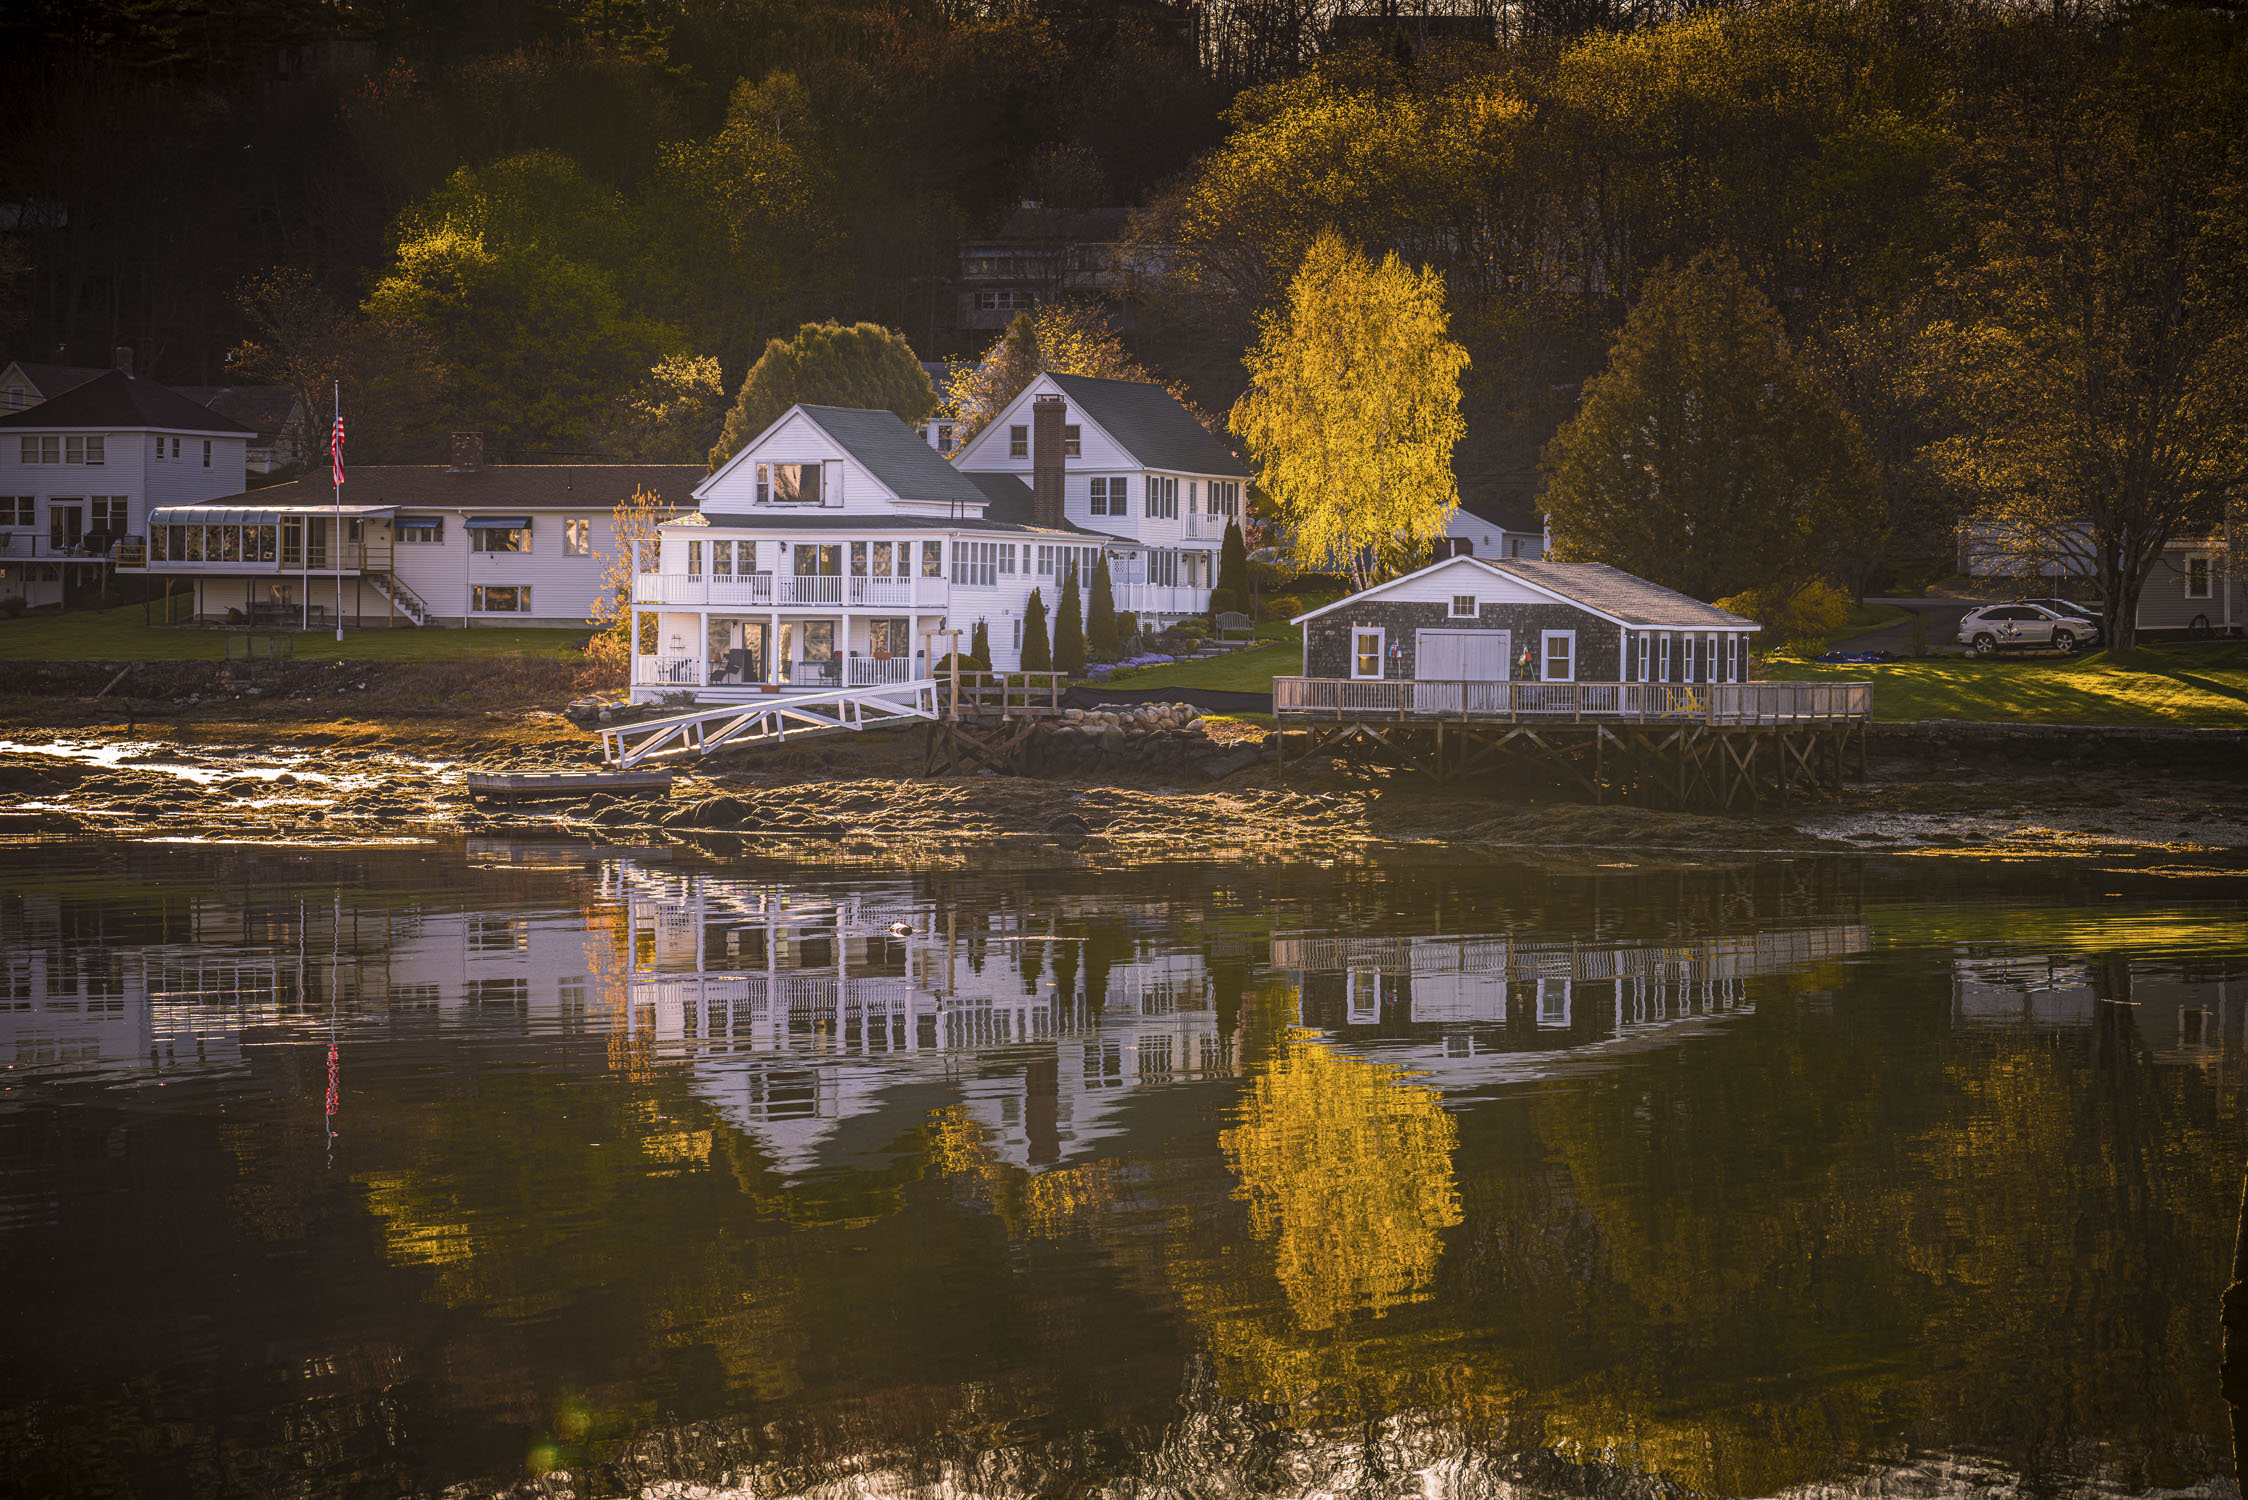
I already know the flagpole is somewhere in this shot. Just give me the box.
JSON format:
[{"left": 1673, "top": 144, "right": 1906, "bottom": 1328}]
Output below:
[{"left": 333, "top": 381, "right": 345, "bottom": 643}]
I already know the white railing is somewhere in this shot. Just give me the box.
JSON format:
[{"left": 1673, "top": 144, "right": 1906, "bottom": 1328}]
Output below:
[
  {"left": 1275, "top": 677, "right": 1872, "bottom": 725},
  {"left": 847, "top": 656, "right": 922, "bottom": 686},
  {"left": 1113, "top": 582, "right": 1207, "bottom": 617},
  {"left": 633, "top": 653, "right": 703, "bottom": 687},
  {"left": 784, "top": 574, "right": 842, "bottom": 605},
  {"left": 1183, "top": 510, "right": 1231, "bottom": 541},
  {"left": 633, "top": 573, "right": 950, "bottom": 608}
]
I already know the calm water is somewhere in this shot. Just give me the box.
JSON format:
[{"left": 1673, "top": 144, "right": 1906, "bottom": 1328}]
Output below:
[{"left": 1, "top": 840, "right": 2244, "bottom": 1500}]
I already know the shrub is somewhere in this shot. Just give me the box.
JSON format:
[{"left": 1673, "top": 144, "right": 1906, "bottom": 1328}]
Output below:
[
  {"left": 1209, "top": 587, "right": 1238, "bottom": 616},
  {"left": 1021, "top": 589, "right": 1052, "bottom": 672},
  {"left": 1055, "top": 566, "right": 1087, "bottom": 675},
  {"left": 0, "top": 595, "right": 25, "bottom": 619},
  {"left": 1260, "top": 593, "right": 1302, "bottom": 621},
  {"left": 1715, "top": 579, "right": 1850, "bottom": 658}
]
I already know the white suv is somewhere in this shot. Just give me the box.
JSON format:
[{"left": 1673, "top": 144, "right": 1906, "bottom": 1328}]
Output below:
[{"left": 1957, "top": 603, "right": 2101, "bottom": 656}]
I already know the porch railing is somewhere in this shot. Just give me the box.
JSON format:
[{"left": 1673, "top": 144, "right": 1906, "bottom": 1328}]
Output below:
[
  {"left": 633, "top": 653, "right": 703, "bottom": 687},
  {"left": 847, "top": 656, "right": 922, "bottom": 686},
  {"left": 633, "top": 572, "right": 951, "bottom": 608},
  {"left": 1274, "top": 677, "right": 1871, "bottom": 725}
]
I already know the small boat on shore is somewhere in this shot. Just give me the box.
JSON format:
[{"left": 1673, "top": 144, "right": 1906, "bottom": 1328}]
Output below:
[{"left": 465, "top": 769, "right": 675, "bottom": 799}]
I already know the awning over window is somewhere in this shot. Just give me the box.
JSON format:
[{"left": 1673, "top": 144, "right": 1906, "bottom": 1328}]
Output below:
[
  {"left": 464, "top": 515, "right": 532, "bottom": 529},
  {"left": 148, "top": 504, "right": 395, "bottom": 527}
]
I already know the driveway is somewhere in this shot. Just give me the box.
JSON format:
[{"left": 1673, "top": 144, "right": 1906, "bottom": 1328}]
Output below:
[{"left": 1827, "top": 598, "right": 1978, "bottom": 656}]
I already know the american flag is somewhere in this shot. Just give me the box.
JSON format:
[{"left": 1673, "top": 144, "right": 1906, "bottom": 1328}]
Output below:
[{"left": 330, "top": 415, "right": 346, "bottom": 486}]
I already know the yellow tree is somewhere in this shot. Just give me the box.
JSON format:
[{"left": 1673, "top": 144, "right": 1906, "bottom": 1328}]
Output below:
[
  {"left": 945, "top": 304, "right": 1171, "bottom": 443},
  {"left": 586, "top": 484, "right": 677, "bottom": 671},
  {"left": 1232, "top": 232, "right": 1467, "bottom": 590}
]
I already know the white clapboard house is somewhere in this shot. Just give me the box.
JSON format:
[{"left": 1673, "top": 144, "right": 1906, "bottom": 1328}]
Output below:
[
  {"left": 0, "top": 370, "right": 254, "bottom": 611},
  {"left": 115, "top": 433, "right": 703, "bottom": 628},
  {"left": 629, "top": 372, "right": 1249, "bottom": 699}
]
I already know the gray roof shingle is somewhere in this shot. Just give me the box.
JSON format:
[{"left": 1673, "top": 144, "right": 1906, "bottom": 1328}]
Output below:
[
  {"left": 180, "top": 464, "right": 708, "bottom": 512},
  {"left": 794, "top": 405, "right": 995, "bottom": 507},
  {"left": 0, "top": 370, "right": 255, "bottom": 435},
  {"left": 1047, "top": 373, "right": 1251, "bottom": 478},
  {"left": 3, "top": 361, "right": 111, "bottom": 401},
  {"left": 1482, "top": 560, "right": 1758, "bottom": 628}
]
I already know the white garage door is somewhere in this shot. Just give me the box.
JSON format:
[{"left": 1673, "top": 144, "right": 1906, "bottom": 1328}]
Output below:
[{"left": 1415, "top": 629, "right": 1509, "bottom": 680}]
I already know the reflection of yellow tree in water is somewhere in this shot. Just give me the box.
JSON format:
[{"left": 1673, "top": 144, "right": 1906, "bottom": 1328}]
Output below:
[{"left": 1223, "top": 1030, "right": 1462, "bottom": 1332}]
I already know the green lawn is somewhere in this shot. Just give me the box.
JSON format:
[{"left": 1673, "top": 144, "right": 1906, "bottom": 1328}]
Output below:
[
  {"left": 1100, "top": 640, "right": 1298, "bottom": 694},
  {"left": 0, "top": 601, "right": 591, "bottom": 662},
  {"left": 1768, "top": 643, "right": 2248, "bottom": 725},
  {"left": 1106, "top": 637, "right": 2248, "bottom": 726}
]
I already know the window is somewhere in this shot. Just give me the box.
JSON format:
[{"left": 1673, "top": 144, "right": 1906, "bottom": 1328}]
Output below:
[
  {"left": 201, "top": 440, "right": 210, "bottom": 467},
  {"left": 2186, "top": 555, "right": 2212, "bottom": 599},
  {"left": 470, "top": 524, "right": 530, "bottom": 553},
  {"left": 1209, "top": 480, "right": 1241, "bottom": 517},
  {"left": 1450, "top": 594, "right": 1476, "bottom": 618},
  {"left": 711, "top": 539, "right": 732, "bottom": 576},
  {"left": 563, "top": 517, "right": 590, "bottom": 556},
  {"left": 396, "top": 516, "right": 443, "bottom": 544},
  {"left": 1063, "top": 424, "right": 1081, "bottom": 458},
  {"left": 171, "top": 438, "right": 181, "bottom": 458},
  {"left": 1089, "top": 476, "right": 1119, "bottom": 516},
  {"left": 868, "top": 617, "right": 908, "bottom": 656},
  {"left": 1542, "top": 630, "right": 1576, "bottom": 682},
  {"left": 0, "top": 497, "right": 31, "bottom": 525},
  {"left": 1009, "top": 425, "right": 1029, "bottom": 459},
  {"left": 20, "top": 436, "right": 57, "bottom": 464},
  {"left": 89, "top": 497, "right": 127, "bottom": 534},
  {"left": 686, "top": 540, "right": 702, "bottom": 577},
  {"left": 975, "top": 290, "right": 1030, "bottom": 311},
  {"left": 1352, "top": 627, "right": 1385, "bottom": 680},
  {"left": 922, "top": 540, "right": 942, "bottom": 577},
  {"left": 60, "top": 436, "right": 104, "bottom": 465},
  {"left": 1144, "top": 475, "right": 1179, "bottom": 519},
  {"left": 952, "top": 540, "right": 1004, "bottom": 588},
  {"left": 765, "top": 462, "right": 821, "bottom": 504},
  {"left": 472, "top": 584, "right": 531, "bottom": 613}
]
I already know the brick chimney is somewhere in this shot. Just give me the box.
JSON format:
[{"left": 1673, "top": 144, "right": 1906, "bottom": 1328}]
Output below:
[
  {"left": 450, "top": 431, "right": 484, "bottom": 472},
  {"left": 1032, "top": 394, "right": 1066, "bottom": 529},
  {"left": 113, "top": 345, "right": 133, "bottom": 376}
]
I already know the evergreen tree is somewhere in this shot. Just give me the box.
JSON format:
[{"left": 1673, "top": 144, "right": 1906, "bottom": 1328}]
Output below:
[
  {"left": 970, "top": 619, "right": 991, "bottom": 670},
  {"left": 1020, "top": 589, "right": 1053, "bottom": 672},
  {"left": 1217, "top": 520, "right": 1250, "bottom": 613},
  {"left": 1541, "top": 251, "right": 1879, "bottom": 600},
  {"left": 1087, "top": 554, "right": 1119, "bottom": 659},
  {"left": 1055, "top": 565, "right": 1087, "bottom": 675}
]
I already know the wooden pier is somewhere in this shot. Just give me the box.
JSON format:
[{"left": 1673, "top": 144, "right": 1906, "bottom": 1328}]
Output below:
[
  {"left": 921, "top": 671, "right": 1071, "bottom": 774},
  {"left": 1273, "top": 676, "right": 1872, "bottom": 808}
]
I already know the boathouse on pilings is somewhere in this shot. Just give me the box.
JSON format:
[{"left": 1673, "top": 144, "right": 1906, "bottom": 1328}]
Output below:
[{"left": 1280, "top": 556, "right": 1871, "bottom": 806}]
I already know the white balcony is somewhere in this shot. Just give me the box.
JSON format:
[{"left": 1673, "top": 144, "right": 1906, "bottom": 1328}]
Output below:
[
  {"left": 1112, "top": 582, "right": 1209, "bottom": 618},
  {"left": 632, "top": 572, "right": 949, "bottom": 609},
  {"left": 1183, "top": 509, "right": 1234, "bottom": 541}
]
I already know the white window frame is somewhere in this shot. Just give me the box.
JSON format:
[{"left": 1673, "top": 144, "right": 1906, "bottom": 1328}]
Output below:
[
  {"left": 564, "top": 517, "right": 592, "bottom": 557},
  {"left": 1541, "top": 629, "right": 1576, "bottom": 683},
  {"left": 471, "top": 583, "right": 532, "bottom": 614},
  {"left": 1657, "top": 633, "right": 1672, "bottom": 682},
  {"left": 1351, "top": 626, "right": 1386, "bottom": 680},
  {"left": 1449, "top": 593, "right": 1476, "bottom": 618},
  {"left": 1009, "top": 425, "right": 1028, "bottom": 459},
  {"left": 2185, "top": 554, "right": 2213, "bottom": 600}
]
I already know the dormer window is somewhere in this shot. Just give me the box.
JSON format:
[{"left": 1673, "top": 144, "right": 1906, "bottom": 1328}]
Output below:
[
  {"left": 757, "top": 462, "right": 822, "bottom": 505},
  {"left": 1009, "top": 425, "right": 1028, "bottom": 459},
  {"left": 1064, "top": 424, "right": 1080, "bottom": 458}
]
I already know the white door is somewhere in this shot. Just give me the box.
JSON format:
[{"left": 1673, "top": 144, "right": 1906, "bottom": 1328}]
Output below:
[
  {"left": 1415, "top": 629, "right": 1508, "bottom": 679},
  {"left": 1415, "top": 629, "right": 1508, "bottom": 713}
]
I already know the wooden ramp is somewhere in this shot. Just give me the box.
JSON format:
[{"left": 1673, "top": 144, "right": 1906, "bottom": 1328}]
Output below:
[{"left": 601, "top": 680, "right": 940, "bottom": 768}]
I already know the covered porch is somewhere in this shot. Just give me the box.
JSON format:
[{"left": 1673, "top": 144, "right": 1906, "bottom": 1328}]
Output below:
[{"left": 632, "top": 607, "right": 940, "bottom": 700}]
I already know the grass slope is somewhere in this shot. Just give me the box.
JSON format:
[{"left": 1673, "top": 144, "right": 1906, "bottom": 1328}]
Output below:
[
  {"left": 1101, "top": 640, "right": 1297, "bottom": 695},
  {"left": 1768, "top": 644, "right": 2248, "bottom": 726},
  {"left": 0, "top": 601, "right": 591, "bottom": 662}
]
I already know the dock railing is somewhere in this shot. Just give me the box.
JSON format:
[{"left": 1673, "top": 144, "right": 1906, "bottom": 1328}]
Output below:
[
  {"left": 1274, "top": 677, "right": 1870, "bottom": 725},
  {"left": 943, "top": 670, "right": 1071, "bottom": 719}
]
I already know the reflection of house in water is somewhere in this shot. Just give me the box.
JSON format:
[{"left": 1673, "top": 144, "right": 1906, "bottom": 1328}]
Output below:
[
  {"left": 0, "top": 881, "right": 610, "bottom": 1077},
  {"left": 1274, "top": 925, "right": 1870, "bottom": 1085},
  {"left": 1952, "top": 954, "right": 2243, "bottom": 1069},
  {"left": 617, "top": 869, "right": 1235, "bottom": 1176}
]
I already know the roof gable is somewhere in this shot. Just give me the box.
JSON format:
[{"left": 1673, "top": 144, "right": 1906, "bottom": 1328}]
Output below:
[
  {"left": 797, "top": 405, "right": 994, "bottom": 506},
  {"left": 1290, "top": 556, "right": 1758, "bottom": 631},
  {"left": 0, "top": 369, "right": 255, "bottom": 435},
  {"left": 1045, "top": 373, "right": 1249, "bottom": 477}
]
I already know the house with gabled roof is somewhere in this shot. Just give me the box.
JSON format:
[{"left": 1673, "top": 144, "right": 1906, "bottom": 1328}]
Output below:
[
  {"left": 629, "top": 375, "right": 1247, "bottom": 700},
  {"left": 0, "top": 369, "right": 254, "bottom": 610},
  {"left": 1291, "top": 554, "right": 1760, "bottom": 687}
]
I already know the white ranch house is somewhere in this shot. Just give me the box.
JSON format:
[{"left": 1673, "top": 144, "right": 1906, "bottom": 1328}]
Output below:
[{"left": 630, "top": 372, "right": 1249, "bottom": 700}]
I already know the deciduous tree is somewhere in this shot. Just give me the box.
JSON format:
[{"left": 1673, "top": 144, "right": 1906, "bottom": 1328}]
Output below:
[
  {"left": 945, "top": 304, "right": 1168, "bottom": 443},
  {"left": 1231, "top": 232, "right": 1468, "bottom": 591},
  {"left": 1541, "top": 250, "right": 1879, "bottom": 600},
  {"left": 709, "top": 321, "right": 936, "bottom": 469},
  {"left": 587, "top": 484, "right": 676, "bottom": 669}
]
